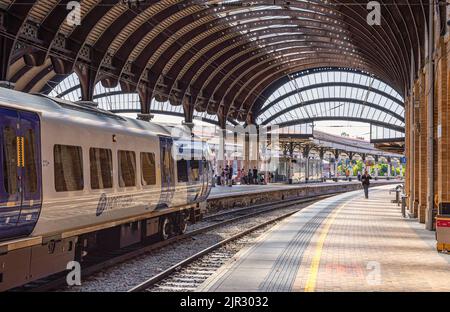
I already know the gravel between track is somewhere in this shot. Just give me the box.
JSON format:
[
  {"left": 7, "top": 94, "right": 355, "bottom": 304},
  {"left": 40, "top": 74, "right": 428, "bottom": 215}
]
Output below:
[{"left": 62, "top": 201, "right": 313, "bottom": 292}]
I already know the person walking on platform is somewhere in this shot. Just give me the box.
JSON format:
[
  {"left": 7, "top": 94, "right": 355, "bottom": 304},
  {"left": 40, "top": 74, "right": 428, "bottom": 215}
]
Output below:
[
  {"left": 247, "top": 169, "right": 253, "bottom": 185},
  {"left": 228, "top": 165, "right": 233, "bottom": 187},
  {"left": 361, "top": 170, "right": 372, "bottom": 199}
]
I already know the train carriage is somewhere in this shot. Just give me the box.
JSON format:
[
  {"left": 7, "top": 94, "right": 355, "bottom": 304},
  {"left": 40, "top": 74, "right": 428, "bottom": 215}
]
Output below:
[{"left": 0, "top": 87, "right": 213, "bottom": 291}]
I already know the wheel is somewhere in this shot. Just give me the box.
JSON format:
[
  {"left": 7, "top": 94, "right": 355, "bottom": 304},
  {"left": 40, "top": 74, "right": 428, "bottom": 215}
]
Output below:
[
  {"left": 160, "top": 217, "right": 171, "bottom": 240},
  {"left": 178, "top": 217, "right": 188, "bottom": 235}
]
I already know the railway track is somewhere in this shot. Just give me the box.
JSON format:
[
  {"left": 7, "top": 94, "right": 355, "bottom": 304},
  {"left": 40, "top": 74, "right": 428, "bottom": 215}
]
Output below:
[
  {"left": 128, "top": 208, "right": 301, "bottom": 292},
  {"left": 14, "top": 192, "right": 340, "bottom": 292}
]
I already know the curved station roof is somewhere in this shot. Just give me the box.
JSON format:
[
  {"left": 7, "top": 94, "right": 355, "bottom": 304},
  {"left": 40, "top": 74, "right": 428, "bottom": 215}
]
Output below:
[{"left": 0, "top": 0, "right": 436, "bottom": 143}]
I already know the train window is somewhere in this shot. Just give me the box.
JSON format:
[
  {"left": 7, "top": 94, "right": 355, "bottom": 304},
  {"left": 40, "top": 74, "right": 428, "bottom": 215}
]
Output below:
[
  {"left": 23, "top": 128, "right": 38, "bottom": 194},
  {"left": 54, "top": 145, "right": 83, "bottom": 192},
  {"left": 118, "top": 150, "right": 136, "bottom": 187},
  {"left": 141, "top": 152, "right": 156, "bottom": 186},
  {"left": 90, "top": 148, "right": 113, "bottom": 190},
  {"left": 190, "top": 160, "right": 200, "bottom": 182},
  {"left": 177, "top": 159, "right": 188, "bottom": 182},
  {"left": 2, "top": 127, "right": 17, "bottom": 194}
]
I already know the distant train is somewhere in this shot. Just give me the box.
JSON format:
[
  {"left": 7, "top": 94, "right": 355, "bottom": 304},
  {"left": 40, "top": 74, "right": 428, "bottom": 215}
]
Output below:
[{"left": 0, "top": 87, "right": 213, "bottom": 290}]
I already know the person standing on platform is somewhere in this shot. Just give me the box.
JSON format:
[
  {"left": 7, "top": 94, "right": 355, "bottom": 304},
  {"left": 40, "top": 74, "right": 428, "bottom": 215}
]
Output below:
[
  {"left": 361, "top": 170, "right": 372, "bottom": 199},
  {"left": 247, "top": 169, "right": 253, "bottom": 185},
  {"left": 241, "top": 168, "right": 247, "bottom": 185},
  {"left": 221, "top": 167, "right": 225, "bottom": 186},
  {"left": 224, "top": 165, "right": 229, "bottom": 186},
  {"left": 228, "top": 165, "right": 233, "bottom": 187},
  {"left": 253, "top": 166, "right": 258, "bottom": 184}
]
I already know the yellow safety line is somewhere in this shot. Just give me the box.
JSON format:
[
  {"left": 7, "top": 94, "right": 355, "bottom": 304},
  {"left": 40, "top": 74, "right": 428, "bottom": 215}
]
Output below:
[{"left": 304, "top": 201, "right": 349, "bottom": 292}]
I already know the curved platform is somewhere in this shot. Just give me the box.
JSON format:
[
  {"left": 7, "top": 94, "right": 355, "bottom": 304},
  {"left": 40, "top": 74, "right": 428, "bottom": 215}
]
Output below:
[{"left": 199, "top": 185, "right": 450, "bottom": 292}]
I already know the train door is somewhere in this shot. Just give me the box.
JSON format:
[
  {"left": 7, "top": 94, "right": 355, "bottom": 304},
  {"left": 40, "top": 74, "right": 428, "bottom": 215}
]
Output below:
[
  {"left": 157, "top": 137, "right": 175, "bottom": 209},
  {"left": 198, "top": 142, "right": 212, "bottom": 201},
  {"left": 0, "top": 107, "right": 42, "bottom": 239}
]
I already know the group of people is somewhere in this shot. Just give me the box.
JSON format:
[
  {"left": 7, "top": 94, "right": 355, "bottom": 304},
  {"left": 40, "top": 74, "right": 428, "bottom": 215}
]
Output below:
[
  {"left": 240, "top": 167, "right": 269, "bottom": 185},
  {"left": 216, "top": 166, "right": 272, "bottom": 186},
  {"left": 216, "top": 165, "right": 234, "bottom": 187}
]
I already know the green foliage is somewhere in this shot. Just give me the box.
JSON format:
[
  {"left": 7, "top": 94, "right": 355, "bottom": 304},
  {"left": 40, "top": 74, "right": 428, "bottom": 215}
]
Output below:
[{"left": 352, "top": 160, "right": 364, "bottom": 176}]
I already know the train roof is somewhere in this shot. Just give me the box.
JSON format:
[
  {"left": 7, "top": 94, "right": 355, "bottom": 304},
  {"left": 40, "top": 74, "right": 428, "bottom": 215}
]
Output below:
[{"left": 0, "top": 87, "right": 173, "bottom": 138}]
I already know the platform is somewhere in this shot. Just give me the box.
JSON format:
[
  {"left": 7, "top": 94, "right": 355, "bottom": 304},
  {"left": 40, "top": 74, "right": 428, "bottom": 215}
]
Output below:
[
  {"left": 199, "top": 185, "right": 450, "bottom": 292},
  {"left": 209, "top": 181, "right": 360, "bottom": 199},
  {"left": 206, "top": 180, "right": 399, "bottom": 212}
]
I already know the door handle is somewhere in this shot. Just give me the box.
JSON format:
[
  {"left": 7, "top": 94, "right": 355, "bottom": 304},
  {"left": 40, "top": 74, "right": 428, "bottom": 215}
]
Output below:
[{"left": 16, "top": 136, "right": 24, "bottom": 167}]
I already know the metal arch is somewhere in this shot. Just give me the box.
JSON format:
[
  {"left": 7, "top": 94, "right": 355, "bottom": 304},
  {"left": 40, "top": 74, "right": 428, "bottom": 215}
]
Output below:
[
  {"left": 0, "top": 0, "right": 429, "bottom": 126},
  {"left": 134, "top": 8, "right": 400, "bottom": 108},
  {"left": 148, "top": 11, "right": 388, "bottom": 79},
  {"left": 130, "top": 8, "right": 376, "bottom": 96},
  {"left": 170, "top": 1, "right": 408, "bottom": 106},
  {"left": 83, "top": 0, "right": 400, "bottom": 106},
  {"left": 189, "top": 37, "right": 393, "bottom": 113},
  {"left": 221, "top": 52, "right": 368, "bottom": 116},
  {"left": 228, "top": 56, "right": 372, "bottom": 119},
  {"left": 276, "top": 117, "right": 405, "bottom": 133},
  {"left": 206, "top": 49, "right": 368, "bottom": 112},
  {"left": 235, "top": 60, "right": 398, "bottom": 121},
  {"left": 259, "top": 98, "right": 405, "bottom": 126},
  {"left": 4, "top": 1, "right": 422, "bottom": 86},
  {"left": 218, "top": 59, "right": 375, "bottom": 117},
  {"left": 258, "top": 82, "right": 404, "bottom": 116},
  {"left": 251, "top": 67, "right": 382, "bottom": 116},
  {"left": 229, "top": 1, "right": 426, "bottom": 111},
  {"left": 166, "top": 10, "right": 408, "bottom": 105}
]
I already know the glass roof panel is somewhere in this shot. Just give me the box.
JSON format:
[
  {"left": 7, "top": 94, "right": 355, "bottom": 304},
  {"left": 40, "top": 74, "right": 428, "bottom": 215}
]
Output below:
[{"left": 257, "top": 69, "right": 404, "bottom": 133}]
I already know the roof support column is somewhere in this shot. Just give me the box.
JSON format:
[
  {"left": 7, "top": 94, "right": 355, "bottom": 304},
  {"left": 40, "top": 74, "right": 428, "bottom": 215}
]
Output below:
[
  {"left": 412, "top": 81, "right": 421, "bottom": 218},
  {"left": 333, "top": 149, "right": 340, "bottom": 182},
  {"left": 425, "top": 0, "right": 436, "bottom": 230},
  {"left": 137, "top": 86, "right": 155, "bottom": 122},
  {"left": 77, "top": 64, "right": 96, "bottom": 102},
  {"left": 406, "top": 70, "right": 415, "bottom": 216},
  {"left": 387, "top": 157, "right": 392, "bottom": 180},
  {"left": 217, "top": 115, "right": 227, "bottom": 171},
  {"left": 436, "top": 34, "right": 450, "bottom": 217},
  {"left": 418, "top": 71, "right": 428, "bottom": 223},
  {"left": 302, "top": 145, "right": 312, "bottom": 183}
]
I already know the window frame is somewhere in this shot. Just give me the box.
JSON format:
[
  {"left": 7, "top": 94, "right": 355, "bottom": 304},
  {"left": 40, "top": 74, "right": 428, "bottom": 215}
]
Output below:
[
  {"left": 89, "top": 147, "right": 113, "bottom": 190},
  {"left": 140, "top": 152, "right": 156, "bottom": 187},
  {"left": 176, "top": 158, "right": 189, "bottom": 183},
  {"left": 53, "top": 144, "right": 84, "bottom": 192},
  {"left": 2, "top": 126, "right": 18, "bottom": 195},
  {"left": 117, "top": 150, "right": 137, "bottom": 188}
]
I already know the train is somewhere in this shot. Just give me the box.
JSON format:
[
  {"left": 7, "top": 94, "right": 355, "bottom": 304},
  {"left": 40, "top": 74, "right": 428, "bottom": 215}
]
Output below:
[{"left": 0, "top": 87, "right": 213, "bottom": 291}]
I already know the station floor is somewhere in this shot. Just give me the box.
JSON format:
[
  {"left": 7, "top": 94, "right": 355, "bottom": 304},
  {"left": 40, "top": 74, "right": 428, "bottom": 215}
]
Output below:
[{"left": 199, "top": 185, "right": 450, "bottom": 292}]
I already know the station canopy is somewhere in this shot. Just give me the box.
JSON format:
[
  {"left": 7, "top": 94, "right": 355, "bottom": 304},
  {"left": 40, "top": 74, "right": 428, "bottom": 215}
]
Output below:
[{"left": 1, "top": 0, "right": 435, "bottom": 145}]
